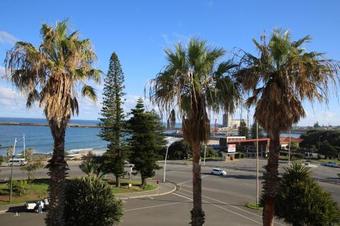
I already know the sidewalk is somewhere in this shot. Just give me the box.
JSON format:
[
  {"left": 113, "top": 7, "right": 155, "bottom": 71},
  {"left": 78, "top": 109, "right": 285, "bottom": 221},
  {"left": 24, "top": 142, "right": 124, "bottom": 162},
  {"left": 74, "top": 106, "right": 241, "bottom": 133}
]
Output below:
[{"left": 116, "top": 182, "right": 177, "bottom": 200}]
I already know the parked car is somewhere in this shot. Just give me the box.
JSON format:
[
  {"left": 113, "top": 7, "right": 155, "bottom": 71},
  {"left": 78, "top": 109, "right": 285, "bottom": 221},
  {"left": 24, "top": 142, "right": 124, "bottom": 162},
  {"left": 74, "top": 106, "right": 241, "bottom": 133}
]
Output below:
[
  {"left": 210, "top": 168, "right": 227, "bottom": 176},
  {"left": 304, "top": 162, "right": 318, "bottom": 168},
  {"left": 322, "top": 162, "right": 338, "bottom": 168},
  {"left": 25, "top": 198, "right": 49, "bottom": 212}
]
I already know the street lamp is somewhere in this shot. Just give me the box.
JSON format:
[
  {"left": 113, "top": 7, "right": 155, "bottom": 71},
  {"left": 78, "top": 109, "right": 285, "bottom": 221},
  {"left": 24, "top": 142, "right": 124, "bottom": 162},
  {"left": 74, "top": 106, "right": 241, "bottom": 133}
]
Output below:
[
  {"left": 255, "top": 122, "right": 259, "bottom": 206},
  {"left": 163, "top": 137, "right": 182, "bottom": 183},
  {"left": 288, "top": 129, "right": 292, "bottom": 165},
  {"left": 203, "top": 144, "right": 207, "bottom": 166},
  {"left": 9, "top": 138, "right": 17, "bottom": 203}
]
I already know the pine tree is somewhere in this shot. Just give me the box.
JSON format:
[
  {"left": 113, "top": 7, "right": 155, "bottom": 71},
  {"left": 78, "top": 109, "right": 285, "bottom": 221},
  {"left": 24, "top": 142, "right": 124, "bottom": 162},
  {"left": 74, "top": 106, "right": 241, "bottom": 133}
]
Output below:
[
  {"left": 250, "top": 122, "right": 264, "bottom": 139},
  {"left": 275, "top": 162, "right": 340, "bottom": 225},
  {"left": 99, "top": 52, "right": 126, "bottom": 187},
  {"left": 127, "top": 98, "right": 166, "bottom": 187},
  {"left": 238, "top": 120, "right": 249, "bottom": 137},
  {"left": 167, "top": 109, "right": 176, "bottom": 129}
]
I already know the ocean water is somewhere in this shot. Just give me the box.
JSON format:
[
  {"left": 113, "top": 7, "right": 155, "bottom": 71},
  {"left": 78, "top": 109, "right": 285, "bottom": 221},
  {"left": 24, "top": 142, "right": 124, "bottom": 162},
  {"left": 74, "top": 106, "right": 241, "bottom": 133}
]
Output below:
[
  {"left": 0, "top": 117, "right": 302, "bottom": 156},
  {"left": 0, "top": 117, "right": 106, "bottom": 156}
]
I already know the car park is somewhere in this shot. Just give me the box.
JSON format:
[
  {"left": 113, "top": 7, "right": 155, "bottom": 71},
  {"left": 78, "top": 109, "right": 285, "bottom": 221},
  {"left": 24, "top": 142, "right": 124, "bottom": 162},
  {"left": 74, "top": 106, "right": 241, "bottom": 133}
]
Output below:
[{"left": 210, "top": 168, "right": 227, "bottom": 176}]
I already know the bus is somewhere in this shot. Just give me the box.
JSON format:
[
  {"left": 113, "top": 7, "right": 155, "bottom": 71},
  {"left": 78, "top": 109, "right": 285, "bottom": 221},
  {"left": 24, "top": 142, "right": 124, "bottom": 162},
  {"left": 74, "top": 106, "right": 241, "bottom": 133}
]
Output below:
[{"left": 8, "top": 158, "right": 27, "bottom": 166}]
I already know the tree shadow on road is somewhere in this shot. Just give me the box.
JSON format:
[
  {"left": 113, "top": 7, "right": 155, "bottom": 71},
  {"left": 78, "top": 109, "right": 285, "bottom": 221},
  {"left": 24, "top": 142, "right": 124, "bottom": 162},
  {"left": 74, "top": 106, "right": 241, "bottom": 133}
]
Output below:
[{"left": 201, "top": 173, "right": 263, "bottom": 180}]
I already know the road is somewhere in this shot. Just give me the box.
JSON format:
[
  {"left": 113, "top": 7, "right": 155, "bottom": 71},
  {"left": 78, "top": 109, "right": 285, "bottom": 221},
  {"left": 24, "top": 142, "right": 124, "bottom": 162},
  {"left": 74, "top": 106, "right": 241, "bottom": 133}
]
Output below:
[{"left": 0, "top": 159, "right": 339, "bottom": 225}]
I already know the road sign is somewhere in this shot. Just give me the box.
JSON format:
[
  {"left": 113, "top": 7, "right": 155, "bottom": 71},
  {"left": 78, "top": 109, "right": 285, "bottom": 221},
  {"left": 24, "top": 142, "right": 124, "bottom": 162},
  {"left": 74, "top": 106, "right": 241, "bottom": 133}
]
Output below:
[{"left": 227, "top": 144, "right": 236, "bottom": 153}]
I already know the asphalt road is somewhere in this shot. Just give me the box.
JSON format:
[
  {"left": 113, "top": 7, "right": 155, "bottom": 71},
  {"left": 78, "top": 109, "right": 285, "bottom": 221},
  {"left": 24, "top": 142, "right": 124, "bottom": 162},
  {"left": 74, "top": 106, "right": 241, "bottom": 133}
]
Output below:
[{"left": 0, "top": 159, "right": 339, "bottom": 226}]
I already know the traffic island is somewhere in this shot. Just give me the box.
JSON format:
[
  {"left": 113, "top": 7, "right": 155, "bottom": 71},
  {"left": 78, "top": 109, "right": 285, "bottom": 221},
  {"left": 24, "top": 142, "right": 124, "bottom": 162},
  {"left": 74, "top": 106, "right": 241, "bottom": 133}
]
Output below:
[{"left": 115, "top": 181, "right": 176, "bottom": 200}]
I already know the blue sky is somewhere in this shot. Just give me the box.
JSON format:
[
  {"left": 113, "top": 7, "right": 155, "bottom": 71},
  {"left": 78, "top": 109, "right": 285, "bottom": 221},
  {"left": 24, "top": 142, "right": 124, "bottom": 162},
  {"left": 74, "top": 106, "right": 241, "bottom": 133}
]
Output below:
[{"left": 0, "top": 0, "right": 340, "bottom": 126}]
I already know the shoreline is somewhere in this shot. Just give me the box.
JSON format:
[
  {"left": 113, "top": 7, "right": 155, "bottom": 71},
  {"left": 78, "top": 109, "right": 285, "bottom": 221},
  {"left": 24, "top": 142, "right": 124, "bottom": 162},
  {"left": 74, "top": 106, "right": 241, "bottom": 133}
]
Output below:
[{"left": 0, "top": 122, "right": 100, "bottom": 128}]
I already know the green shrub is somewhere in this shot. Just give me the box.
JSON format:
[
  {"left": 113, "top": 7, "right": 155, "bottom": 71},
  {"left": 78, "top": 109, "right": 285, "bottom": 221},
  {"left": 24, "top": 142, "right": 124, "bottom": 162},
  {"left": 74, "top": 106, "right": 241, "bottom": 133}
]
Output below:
[
  {"left": 64, "top": 176, "right": 123, "bottom": 226},
  {"left": 8, "top": 180, "right": 28, "bottom": 196},
  {"left": 0, "top": 155, "right": 4, "bottom": 166},
  {"left": 275, "top": 162, "right": 340, "bottom": 226}
]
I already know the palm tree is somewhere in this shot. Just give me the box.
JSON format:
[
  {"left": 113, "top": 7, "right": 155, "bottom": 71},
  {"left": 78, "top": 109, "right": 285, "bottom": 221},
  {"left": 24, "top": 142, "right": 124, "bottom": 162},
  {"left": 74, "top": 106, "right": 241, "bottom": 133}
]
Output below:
[
  {"left": 149, "top": 39, "right": 240, "bottom": 226},
  {"left": 5, "top": 21, "right": 100, "bottom": 226},
  {"left": 236, "top": 30, "right": 338, "bottom": 226}
]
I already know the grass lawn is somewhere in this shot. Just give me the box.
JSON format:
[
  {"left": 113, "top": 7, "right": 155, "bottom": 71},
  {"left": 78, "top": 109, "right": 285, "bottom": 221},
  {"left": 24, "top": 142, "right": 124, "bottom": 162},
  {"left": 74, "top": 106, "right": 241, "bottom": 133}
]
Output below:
[
  {"left": 245, "top": 202, "right": 262, "bottom": 210},
  {"left": 108, "top": 179, "right": 158, "bottom": 194},
  {"left": 0, "top": 178, "right": 158, "bottom": 205},
  {"left": 0, "top": 179, "right": 48, "bottom": 206}
]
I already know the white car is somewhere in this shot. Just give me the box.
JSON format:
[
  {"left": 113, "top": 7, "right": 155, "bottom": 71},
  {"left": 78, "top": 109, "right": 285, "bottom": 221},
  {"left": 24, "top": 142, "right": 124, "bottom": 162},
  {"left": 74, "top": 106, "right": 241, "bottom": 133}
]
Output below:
[
  {"left": 304, "top": 162, "right": 318, "bottom": 168},
  {"left": 210, "top": 168, "right": 227, "bottom": 176},
  {"left": 25, "top": 199, "right": 49, "bottom": 211}
]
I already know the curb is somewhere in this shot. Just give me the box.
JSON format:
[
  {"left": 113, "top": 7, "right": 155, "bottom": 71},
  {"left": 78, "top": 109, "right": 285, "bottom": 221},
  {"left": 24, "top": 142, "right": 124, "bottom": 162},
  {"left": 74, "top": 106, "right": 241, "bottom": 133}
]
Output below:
[
  {"left": 0, "top": 203, "right": 25, "bottom": 215},
  {"left": 0, "top": 209, "right": 7, "bottom": 214},
  {"left": 0, "top": 183, "right": 178, "bottom": 214},
  {"left": 117, "top": 182, "right": 177, "bottom": 200}
]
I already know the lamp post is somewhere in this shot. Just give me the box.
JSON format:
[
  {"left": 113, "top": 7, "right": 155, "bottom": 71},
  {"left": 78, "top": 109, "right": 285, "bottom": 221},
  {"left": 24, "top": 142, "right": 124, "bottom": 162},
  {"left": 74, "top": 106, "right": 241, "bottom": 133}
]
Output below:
[
  {"left": 203, "top": 144, "right": 207, "bottom": 166},
  {"left": 163, "top": 145, "right": 170, "bottom": 183},
  {"left": 23, "top": 134, "right": 26, "bottom": 159},
  {"left": 9, "top": 138, "right": 17, "bottom": 203},
  {"left": 288, "top": 129, "right": 291, "bottom": 165},
  {"left": 256, "top": 122, "right": 259, "bottom": 206},
  {"left": 163, "top": 137, "right": 182, "bottom": 183}
]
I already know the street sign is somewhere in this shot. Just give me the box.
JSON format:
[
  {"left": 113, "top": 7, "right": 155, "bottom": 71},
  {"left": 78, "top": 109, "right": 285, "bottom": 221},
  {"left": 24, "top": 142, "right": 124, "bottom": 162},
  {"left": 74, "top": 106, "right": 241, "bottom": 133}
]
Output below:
[{"left": 227, "top": 144, "right": 236, "bottom": 153}]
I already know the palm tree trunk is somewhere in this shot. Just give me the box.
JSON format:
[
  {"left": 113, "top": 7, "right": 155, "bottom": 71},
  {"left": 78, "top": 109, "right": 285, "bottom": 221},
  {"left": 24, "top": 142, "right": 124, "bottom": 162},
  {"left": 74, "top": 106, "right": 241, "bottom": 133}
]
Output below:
[
  {"left": 262, "top": 131, "right": 280, "bottom": 226},
  {"left": 191, "top": 142, "right": 205, "bottom": 226},
  {"left": 141, "top": 175, "right": 146, "bottom": 188},
  {"left": 46, "top": 119, "right": 68, "bottom": 226},
  {"left": 115, "top": 175, "right": 120, "bottom": 187}
]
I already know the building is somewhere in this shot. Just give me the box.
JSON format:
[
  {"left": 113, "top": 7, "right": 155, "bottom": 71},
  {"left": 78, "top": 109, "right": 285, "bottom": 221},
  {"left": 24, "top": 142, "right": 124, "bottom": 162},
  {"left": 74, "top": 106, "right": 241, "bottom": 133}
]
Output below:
[
  {"left": 219, "top": 136, "right": 303, "bottom": 160},
  {"left": 222, "top": 112, "right": 246, "bottom": 129},
  {"left": 222, "top": 113, "right": 232, "bottom": 127},
  {"left": 280, "top": 137, "right": 303, "bottom": 149}
]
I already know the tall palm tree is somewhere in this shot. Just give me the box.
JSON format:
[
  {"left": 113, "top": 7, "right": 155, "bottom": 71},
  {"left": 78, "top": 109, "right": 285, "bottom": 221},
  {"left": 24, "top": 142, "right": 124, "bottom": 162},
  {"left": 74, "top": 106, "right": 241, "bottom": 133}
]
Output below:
[
  {"left": 5, "top": 21, "right": 100, "bottom": 226},
  {"left": 149, "top": 39, "right": 240, "bottom": 226},
  {"left": 236, "top": 30, "right": 338, "bottom": 226}
]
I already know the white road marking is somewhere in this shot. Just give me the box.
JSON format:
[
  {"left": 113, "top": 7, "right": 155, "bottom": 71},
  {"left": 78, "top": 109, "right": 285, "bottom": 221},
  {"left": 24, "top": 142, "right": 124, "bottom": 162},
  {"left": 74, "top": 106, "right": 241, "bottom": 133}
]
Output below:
[
  {"left": 181, "top": 188, "right": 262, "bottom": 219},
  {"left": 125, "top": 202, "right": 180, "bottom": 212},
  {"left": 177, "top": 175, "right": 210, "bottom": 186},
  {"left": 173, "top": 191, "right": 261, "bottom": 225},
  {"left": 179, "top": 188, "right": 285, "bottom": 226}
]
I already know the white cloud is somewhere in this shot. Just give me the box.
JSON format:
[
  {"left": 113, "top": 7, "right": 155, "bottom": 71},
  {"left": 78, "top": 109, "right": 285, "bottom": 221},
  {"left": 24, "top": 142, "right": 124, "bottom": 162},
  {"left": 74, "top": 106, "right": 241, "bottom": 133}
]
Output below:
[
  {"left": 0, "top": 31, "right": 18, "bottom": 45},
  {"left": 0, "top": 87, "right": 42, "bottom": 117},
  {"left": 161, "top": 32, "right": 192, "bottom": 48},
  {"left": 0, "top": 66, "right": 5, "bottom": 77},
  {"left": 298, "top": 110, "right": 340, "bottom": 126}
]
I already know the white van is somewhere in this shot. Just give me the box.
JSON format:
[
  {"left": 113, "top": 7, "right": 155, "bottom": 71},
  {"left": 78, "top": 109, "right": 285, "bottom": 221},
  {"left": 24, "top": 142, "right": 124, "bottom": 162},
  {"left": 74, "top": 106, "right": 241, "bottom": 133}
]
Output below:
[{"left": 8, "top": 158, "right": 27, "bottom": 166}]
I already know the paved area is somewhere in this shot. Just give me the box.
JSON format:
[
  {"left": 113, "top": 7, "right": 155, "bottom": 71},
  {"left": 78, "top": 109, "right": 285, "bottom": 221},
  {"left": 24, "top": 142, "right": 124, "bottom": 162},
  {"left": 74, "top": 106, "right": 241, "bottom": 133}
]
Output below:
[{"left": 0, "top": 159, "right": 339, "bottom": 225}]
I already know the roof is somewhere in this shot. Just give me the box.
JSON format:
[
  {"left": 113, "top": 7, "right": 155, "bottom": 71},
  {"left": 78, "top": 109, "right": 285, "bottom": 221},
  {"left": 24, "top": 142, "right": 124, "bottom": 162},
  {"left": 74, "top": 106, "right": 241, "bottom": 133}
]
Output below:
[
  {"left": 226, "top": 137, "right": 303, "bottom": 144},
  {"left": 280, "top": 137, "right": 303, "bottom": 144},
  {"left": 227, "top": 138, "right": 270, "bottom": 144}
]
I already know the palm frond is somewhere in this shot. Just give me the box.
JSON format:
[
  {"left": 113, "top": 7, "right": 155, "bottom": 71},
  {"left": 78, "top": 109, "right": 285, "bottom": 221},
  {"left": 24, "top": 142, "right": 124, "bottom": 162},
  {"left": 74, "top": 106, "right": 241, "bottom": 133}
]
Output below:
[{"left": 82, "top": 85, "right": 97, "bottom": 101}]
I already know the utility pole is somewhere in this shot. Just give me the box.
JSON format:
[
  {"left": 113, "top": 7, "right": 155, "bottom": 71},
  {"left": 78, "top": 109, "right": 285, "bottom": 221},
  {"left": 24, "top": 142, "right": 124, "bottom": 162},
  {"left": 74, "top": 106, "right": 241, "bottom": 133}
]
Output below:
[
  {"left": 203, "top": 144, "right": 207, "bottom": 166},
  {"left": 163, "top": 145, "right": 169, "bottom": 183},
  {"left": 288, "top": 129, "right": 291, "bottom": 165},
  {"left": 23, "top": 134, "right": 26, "bottom": 159},
  {"left": 256, "top": 122, "right": 259, "bottom": 206},
  {"left": 9, "top": 138, "right": 17, "bottom": 203}
]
